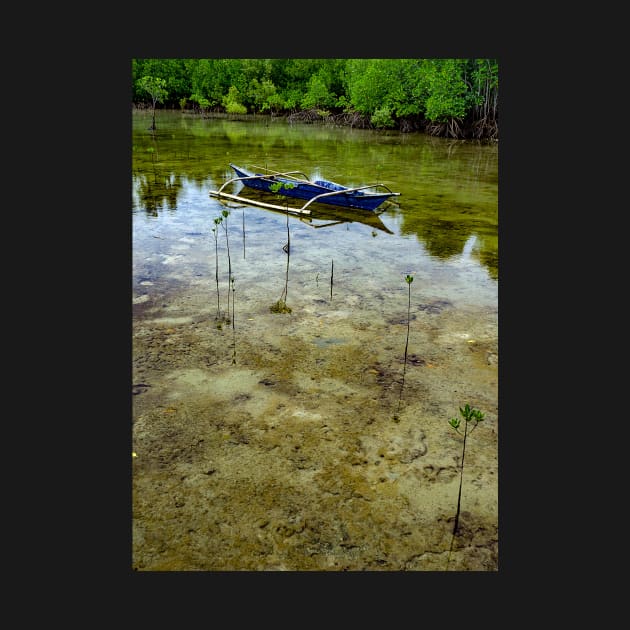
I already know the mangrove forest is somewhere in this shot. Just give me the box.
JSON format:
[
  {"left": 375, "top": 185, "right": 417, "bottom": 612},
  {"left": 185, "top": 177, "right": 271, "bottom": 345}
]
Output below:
[{"left": 132, "top": 58, "right": 498, "bottom": 141}]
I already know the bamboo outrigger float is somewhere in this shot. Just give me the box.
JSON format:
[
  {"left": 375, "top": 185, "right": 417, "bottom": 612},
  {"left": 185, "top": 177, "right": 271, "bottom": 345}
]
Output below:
[{"left": 209, "top": 187, "right": 313, "bottom": 216}]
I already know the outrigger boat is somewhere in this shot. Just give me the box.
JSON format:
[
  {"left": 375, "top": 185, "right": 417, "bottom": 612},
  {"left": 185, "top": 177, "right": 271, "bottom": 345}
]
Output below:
[{"left": 209, "top": 164, "right": 401, "bottom": 213}]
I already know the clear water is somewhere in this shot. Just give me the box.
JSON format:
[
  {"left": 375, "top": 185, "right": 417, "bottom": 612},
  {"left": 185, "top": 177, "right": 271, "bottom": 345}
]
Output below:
[
  {"left": 132, "top": 110, "right": 497, "bottom": 315},
  {"left": 132, "top": 109, "right": 499, "bottom": 571}
]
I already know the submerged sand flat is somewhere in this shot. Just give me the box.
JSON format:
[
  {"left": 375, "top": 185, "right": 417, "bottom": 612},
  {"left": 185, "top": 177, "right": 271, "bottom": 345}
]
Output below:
[{"left": 132, "top": 268, "right": 498, "bottom": 571}]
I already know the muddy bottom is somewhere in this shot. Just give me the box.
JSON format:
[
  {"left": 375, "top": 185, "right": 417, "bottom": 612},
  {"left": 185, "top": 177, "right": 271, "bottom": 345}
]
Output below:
[{"left": 132, "top": 274, "right": 498, "bottom": 571}]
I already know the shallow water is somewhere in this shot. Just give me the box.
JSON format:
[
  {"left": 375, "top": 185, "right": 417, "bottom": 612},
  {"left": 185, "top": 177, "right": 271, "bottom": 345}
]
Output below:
[
  {"left": 132, "top": 110, "right": 499, "bottom": 571},
  {"left": 132, "top": 110, "right": 497, "bottom": 314}
]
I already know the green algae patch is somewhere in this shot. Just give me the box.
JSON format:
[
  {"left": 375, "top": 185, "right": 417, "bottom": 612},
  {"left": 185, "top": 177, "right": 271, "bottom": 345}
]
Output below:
[{"left": 270, "top": 300, "right": 292, "bottom": 313}]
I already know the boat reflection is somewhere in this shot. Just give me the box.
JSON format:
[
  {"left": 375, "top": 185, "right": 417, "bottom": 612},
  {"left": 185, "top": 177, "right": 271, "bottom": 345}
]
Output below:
[{"left": 214, "top": 188, "right": 396, "bottom": 234}]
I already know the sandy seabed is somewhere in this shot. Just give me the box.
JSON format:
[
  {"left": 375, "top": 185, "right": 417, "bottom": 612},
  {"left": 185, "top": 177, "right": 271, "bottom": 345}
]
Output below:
[{"left": 132, "top": 270, "right": 498, "bottom": 572}]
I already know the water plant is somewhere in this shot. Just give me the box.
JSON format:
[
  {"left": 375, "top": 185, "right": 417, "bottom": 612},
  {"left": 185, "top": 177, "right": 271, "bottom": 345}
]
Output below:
[
  {"left": 269, "top": 181, "right": 295, "bottom": 195},
  {"left": 269, "top": 299, "right": 292, "bottom": 314},
  {"left": 446, "top": 403, "right": 485, "bottom": 568}
]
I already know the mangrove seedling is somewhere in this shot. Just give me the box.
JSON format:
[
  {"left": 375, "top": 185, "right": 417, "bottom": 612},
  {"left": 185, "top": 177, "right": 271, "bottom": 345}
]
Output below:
[
  {"left": 231, "top": 276, "right": 236, "bottom": 364},
  {"left": 242, "top": 209, "right": 246, "bottom": 259},
  {"left": 446, "top": 403, "right": 485, "bottom": 568},
  {"left": 212, "top": 216, "right": 223, "bottom": 321},
  {"left": 330, "top": 260, "right": 334, "bottom": 301},
  {"left": 221, "top": 209, "right": 233, "bottom": 321},
  {"left": 395, "top": 274, "right": 413, "bottom": 419},
  {"left": 403, "top": 274, "right": 413, "bottom": 373},
  {"left": 270, "top": 197, "right": 292, "bottom": 314},
  {"left": 138, "top": 75, "right": 168, "bottom": 131}
]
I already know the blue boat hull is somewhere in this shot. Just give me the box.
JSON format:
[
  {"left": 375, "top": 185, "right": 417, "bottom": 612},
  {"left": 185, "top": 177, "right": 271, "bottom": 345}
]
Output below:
[{"left": 230, "top": 164, "right": 396, "bottom": 211}]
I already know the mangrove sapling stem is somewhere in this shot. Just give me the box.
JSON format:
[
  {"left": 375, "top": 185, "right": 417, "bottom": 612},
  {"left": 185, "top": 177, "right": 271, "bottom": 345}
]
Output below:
[
  {"left": 284, "top": 202, "right": 290, "bottom": 302},
  {"left": 212, "top": 217, "right": 222, "bottom": 321},
  {"left": 269, "top": 202, "right": 292, "bottom": 313},
  {"left": 277, "top": 202, "right": 290, "bottom": 306},
  {"left": 231, "top": 277, "right": 236, "bottom": 364},
  {"left": 403, "top": 275, "right": 413, "bottom": 378},
  {"left": 446, "top": 404, "right": 485, "bottom": 569},
  {"left": 330, "top": 260, "right": 334, "bottom": 301},
  {"left": 453, "top": 420, "right": 468, "bottom": 535},
  {"left": 222, "top": 209, "right": 232, "bottom": 321},
  {"left": 268, "top": 186, "right": 294, "bottom": 314},
  {"left": 231, "top": 276, "right": 235, "bottom": 330},
  {"left": 395, "top": 275, "right": 413, "bottom": 418},
  {"left": 242, "top": 209, "right": 246, "bottom": 259}
]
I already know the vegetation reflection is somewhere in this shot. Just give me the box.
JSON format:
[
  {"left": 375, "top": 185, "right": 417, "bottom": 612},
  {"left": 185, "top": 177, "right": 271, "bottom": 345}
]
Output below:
[{"left": 132, "top": 113, "right": 497, "bottom": 277}]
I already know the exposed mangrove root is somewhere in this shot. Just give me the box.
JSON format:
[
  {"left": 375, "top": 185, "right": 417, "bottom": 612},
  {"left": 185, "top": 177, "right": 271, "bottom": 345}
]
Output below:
[{"left": 287, "top": 108, "right": 327, "bottom": 123}]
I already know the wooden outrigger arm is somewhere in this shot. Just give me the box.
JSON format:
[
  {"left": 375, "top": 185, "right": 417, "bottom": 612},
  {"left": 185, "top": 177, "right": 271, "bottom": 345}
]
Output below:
[{"left": 300, "top": 184, "right": 399, "bottom": 212}]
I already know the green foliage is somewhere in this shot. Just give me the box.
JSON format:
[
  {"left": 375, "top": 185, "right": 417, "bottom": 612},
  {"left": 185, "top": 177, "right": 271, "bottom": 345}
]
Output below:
[
  {"left": 468, "top": 59, "right": 499, "bottom": 118},
  {"left": 344, "top": 59, "right": 383, "bottom": 114},
  {"left": 188, "top": 59, "right": 247, "bottom": 110},
  {"left": 265, "top": 91, "right": 286, "bottom": 113},
  {"left": 371, "top": 106, "right": 395, "bottom": 128},
  {"left": 190, "top": 59, "right": 221, "bottom": 108},
  {"left": 448, "top": 403, "right": 485, "bottom": 434},
  {"left": 248, "top": 78, "right": 279, "bottom": 112},
  {"left": 279, "top": 87, "right": 303, "bottom": 111},
  {"left": 240, "top": 58, "right": 273, "bottom": 84},
  {"left": 269, "top": 181, "right": 295, "bottom": 194},
  {"left": 226, "top": 101, "right": 247, "bottom": 115},
  {"left": 447, "top": 402, "right": 485, "bottom": 558},
  {"left": 133, "top": 60, "right": 190, "bottom": 105},
  {"left": 137, "top": 75, "right": 168, "bottom": 105},
  {"left": 345, "top": 59, "right": 426, "bottom": 122},
  {"left": 301, "top": 71, "right": 337, "bottom": 109},
  {"left": 423, "top": 59, "right": 469, "bottom": 122},
  {"left": 386, "top": 59, "right": 425, "bottom": 118},
  {"left": 335, "top": 94, "right": 351, "bottom": 111},
  {"left": 223, "top": 85, "right": 247, "bottom": 114},
  {"left": 138, "top": 75, "right": 168, "bottom": 129},
  {"left": 132, "top": 58, "right": 499, "bottom": 138},
  {"left": 189, "top": 92, "right": 210, "bottom": 111}
]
